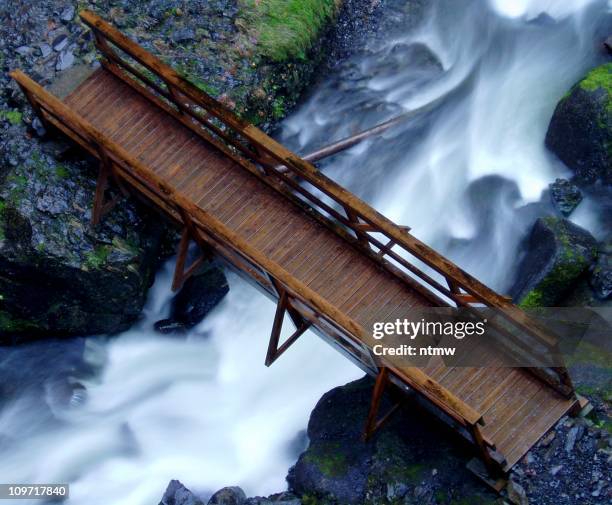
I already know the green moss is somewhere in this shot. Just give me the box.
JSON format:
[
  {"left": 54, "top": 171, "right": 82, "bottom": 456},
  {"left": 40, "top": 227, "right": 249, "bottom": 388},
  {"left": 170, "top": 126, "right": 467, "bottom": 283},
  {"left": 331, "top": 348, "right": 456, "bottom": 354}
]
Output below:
[
  {"left": 300, "top": 495, "right": 321, "bottom": 505},
  {"left": 304, "top": 442, "right": 348, "bottom": 478},
  {"left": 84, "top": 245, "right": 110, "bottom": 270},
  {"left": 271, "top": 96, "right": 286, "bottom": 120},
  {"left": 55, "top": 165, "right": 69, "bottom": 179},
  {"left": 0, "top": 110, "right": 23, "bottom": 125},
  {"left": 520, "top": 219, "right": 595, "bottom": 308},
  {"left": 580, "top": 63, "right": 612, "bottom": 94},
  {"left": 519, "top": 289, "right": 544, "bottom": 309},
  {"left": 580, "top": 63, "right": 612, "bottom": 115},
  {"left": 175, "top": 61, "right": 220, "bottom": 97},
  {"left": 0, "top": 310, "right": 37, "bottom": 333},
  {"left": 566, "top": 341, "right": 612, "bottom": 368},
  {"left": 239, "top": 0, "right": 339, "bottom": 61}
]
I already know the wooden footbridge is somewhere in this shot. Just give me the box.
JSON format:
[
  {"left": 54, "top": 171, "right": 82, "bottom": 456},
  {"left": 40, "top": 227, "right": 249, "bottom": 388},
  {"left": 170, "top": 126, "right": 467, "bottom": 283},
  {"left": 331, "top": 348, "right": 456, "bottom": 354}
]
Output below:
[{"left": 11, "top": 11, "right": 583, "bottom": 485}]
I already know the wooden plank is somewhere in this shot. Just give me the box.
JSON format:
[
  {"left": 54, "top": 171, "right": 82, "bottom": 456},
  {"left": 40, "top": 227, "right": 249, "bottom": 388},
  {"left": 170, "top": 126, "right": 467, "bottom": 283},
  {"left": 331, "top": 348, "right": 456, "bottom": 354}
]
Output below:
[
  {"left": 358, "top": 285, "right": 418, "bottom": 333},
  {"left": 305, "top": 246, "right": 357, "bottom": 291},
  {"left": 151, "top": 136, "right": 202, "bottom": 178},
  {"left": 481, "top": 375, "right": 542, "bottom": 440},
  {"left": 221, "top": 188, "right": 268, "bottom": 226},
  {"left": 66, "top": 68, "right": 115, "bottom": 112},
  {"left": 502, "top": 395, "right": 575, "bottom": 467}
]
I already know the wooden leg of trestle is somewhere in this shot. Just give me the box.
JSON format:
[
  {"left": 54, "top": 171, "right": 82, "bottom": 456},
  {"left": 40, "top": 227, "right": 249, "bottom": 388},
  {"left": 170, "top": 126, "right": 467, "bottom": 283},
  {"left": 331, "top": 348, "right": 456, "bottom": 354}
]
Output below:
[
  {"left": 363, "top": 368, "right": 389, "bottom": 441},
  {"left": 171, "top": 227, "right": 206, "bottom": 291}
]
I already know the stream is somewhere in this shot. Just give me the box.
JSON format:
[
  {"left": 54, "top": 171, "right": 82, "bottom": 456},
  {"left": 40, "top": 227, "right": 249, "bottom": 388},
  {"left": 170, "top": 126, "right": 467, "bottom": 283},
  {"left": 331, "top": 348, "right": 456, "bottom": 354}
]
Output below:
[{"left": 0, "top": 0, "right": 610, "bottom": 503}]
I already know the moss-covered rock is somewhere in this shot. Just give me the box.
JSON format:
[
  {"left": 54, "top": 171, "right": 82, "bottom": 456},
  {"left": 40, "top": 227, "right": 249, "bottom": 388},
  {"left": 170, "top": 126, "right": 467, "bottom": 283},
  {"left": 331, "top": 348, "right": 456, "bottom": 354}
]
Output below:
[
  {"left": 238, "top": 0, "right": 341, "bottom": 62},
  {"left": 545, "top": 63, "right": 612, "bottom": 185},
  {"left": 287, "top": 377, "right": 497, "bottom": 505},
  {"left": 0, "top": 143, "right": 168, "bottom": 342},
  {"left": 511, "top": 217, "right": 598, "bottom": 308}
]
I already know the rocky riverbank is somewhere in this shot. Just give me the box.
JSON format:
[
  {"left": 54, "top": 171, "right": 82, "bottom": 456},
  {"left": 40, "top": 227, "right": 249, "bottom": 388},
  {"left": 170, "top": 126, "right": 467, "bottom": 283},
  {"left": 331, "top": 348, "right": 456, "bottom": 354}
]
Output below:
[
  {"left": 0, "top": 0, "right": 346, "bottom": 339},
  {"left": 158, "top": 377, "right": 611, "bottom": 505}
]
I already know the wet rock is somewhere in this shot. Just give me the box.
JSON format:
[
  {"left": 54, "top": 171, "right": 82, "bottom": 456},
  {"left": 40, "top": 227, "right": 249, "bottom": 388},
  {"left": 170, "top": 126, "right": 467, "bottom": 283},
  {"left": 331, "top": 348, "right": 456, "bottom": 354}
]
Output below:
[
  {"left": 172, "top": 28, "right": 196, "bottom": 44},
  {"left": 208, "top": 487, "right": 246, "bottom": 505},
  {"left": 589, "top": 241, "right": 612, "bottom": 300},
  {"left": 550, "top": 464, "right": 563, "bottom": 476},
  {"left": 154, "top": 319, "right": 187, "bottom": 334},
  {"left": 287, "top": 376, "right": 496, "bottom": 504},
  {"left": 169, "top": 266, "right": 229, "bottom": 329},
  {"left": 244, "top": 493, "right": 300, "bottom": 505},
  {"left": 60, "top": 6, "right": 75, "bottom": 22},
  {"left": 549, "top": 178, "right": 583, "bottom": 216},
  {"left": 56, "top": 50, "right": 75, "bottom": 71},
  {"left": 15, "top": 46, "right": 32, "bottom": 56},
  {"left": 51, "top": 34, "right": 68, "bottom": 52},
  {"left": 0, "top": 146, "right": 168, "bottom": 341},
  {"left": 507, "top": 479, "right": 529, "bottom": 505},
  {"left": 159, "top": 480, "right": 206, "bottom": 505},
  {"left": 545, "top": 63, "right": 612, "bottom": 185},
  {"left": 511, "top": 217, "right": 598, "bottom": 307},
  {"left": 38, "top": 43, "right": 52, "bottom": 58}
]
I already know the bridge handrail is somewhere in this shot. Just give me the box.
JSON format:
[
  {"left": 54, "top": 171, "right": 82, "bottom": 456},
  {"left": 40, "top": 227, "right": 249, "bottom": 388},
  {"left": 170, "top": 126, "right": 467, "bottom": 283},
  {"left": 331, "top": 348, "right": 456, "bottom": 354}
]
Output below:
[
  {"left": 10, "top": 68, "right": 492, "bottom": 432},
  {"left": 78, "top": 10, "right": 572, "bottom": 395}
]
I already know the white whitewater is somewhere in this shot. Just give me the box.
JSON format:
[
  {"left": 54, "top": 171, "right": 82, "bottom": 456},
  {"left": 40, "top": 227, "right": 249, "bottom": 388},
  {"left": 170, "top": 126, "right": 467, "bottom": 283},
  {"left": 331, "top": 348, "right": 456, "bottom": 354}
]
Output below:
[{"left": 0, "top": 1, "right": 608, "bottom": 503}]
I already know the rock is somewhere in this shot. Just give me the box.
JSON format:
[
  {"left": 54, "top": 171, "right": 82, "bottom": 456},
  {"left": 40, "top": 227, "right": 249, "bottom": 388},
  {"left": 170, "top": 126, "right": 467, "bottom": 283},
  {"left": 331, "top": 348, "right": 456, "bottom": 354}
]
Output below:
[
  {"left": 540, "top": 431, "right": 556, "bottom": 447},
  {"left": 154, "top": 319, "right": 187, "bottom": 334},
  {"left": 172, "top": 28, "right": 197, "bottom": 44},
  {"left": 545, "top": 63, "right": 612, "bottom": 185},
  {"left": 243, "top": 492, "right": 300, "bottom": 505},
  {"left": 507, "top": 479, "right": 529, "bottom": 505},
  {"left": 288, "top": 376, "right": 496, "bottom": 504},
  {"left": 0, "top": 146, "right": 168, "bottom": 341},
  {"left": 168, "top": 266, "right": 229, "bottom": 329},
  {"left": 38, "top": 43, "right": 52, "bottom": 58},
  {"left": 15, "top": 46, "right": 32, "bottom": 56},
  {"left": 550, "top": 464, "right": 563, "bottom": 476},
  {"left": 589, "top": 241, "right": 612, "bottom": 300},
  {"left": 159, "top": 480, "right": 206, "bottom": 505},
  {"left": 56, "top": 50, "right": 75, "bottom": 71},
  {"left": 32, "top": 117, "right": 46, "bottom": 137},
  {"left": 565, "top": 426, "right": 580, "bottom": 453},
  {"left": 60, "top": 6, "right": 75, "bottom": 22},
  {"left": 605, "top": 35, "right": 612, "bottom": 54},
  {"left": 511, "top": 217, "right": 598, "bottom": 307},
  {"left": 51, "top": 34, "right": 68, "bottom": 52},
  {"left": 208, "top": 487, "right": 246, "bottom": 505},
  {"left": 549, "top": 178, "right": 582, "bottom": 216}
]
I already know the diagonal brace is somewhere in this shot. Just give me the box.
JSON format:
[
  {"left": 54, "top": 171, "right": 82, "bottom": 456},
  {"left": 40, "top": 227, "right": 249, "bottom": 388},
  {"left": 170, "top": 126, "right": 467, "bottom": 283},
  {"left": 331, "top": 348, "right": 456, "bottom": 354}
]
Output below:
[
  {"left": 172, "top": 210, "right": 213, "bottom": 291},
  {"left": 363, "top": 367, "right": 403, "bottom": 441},
  {"left": 265, "top": 288, "right": 311, "bottom": 366}
]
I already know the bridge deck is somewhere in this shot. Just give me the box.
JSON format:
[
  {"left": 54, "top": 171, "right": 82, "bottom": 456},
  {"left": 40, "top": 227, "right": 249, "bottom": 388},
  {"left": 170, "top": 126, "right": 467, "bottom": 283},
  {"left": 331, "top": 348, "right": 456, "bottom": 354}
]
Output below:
[
  {"left": 64, "top": 67, "right": 574, "bottom": 470},
  {"left": 10, "top": 10, "right": 579, "bottom": 479}
]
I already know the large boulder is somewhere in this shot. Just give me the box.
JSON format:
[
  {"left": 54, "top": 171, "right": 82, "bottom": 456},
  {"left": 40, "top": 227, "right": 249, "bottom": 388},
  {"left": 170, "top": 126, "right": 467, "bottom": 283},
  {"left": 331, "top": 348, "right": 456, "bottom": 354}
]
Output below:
[
  {"left": 287, "top": 377, "right": 496, "bottom": 505},
  {"left": 545, "top": 63, "right": 612, "bottom": 185},
  {"left": 0, "top": 141, "right": 168, "bottom": 342},
  {"left": 511, "top": 217, "right": 598, "bottom": 308}
]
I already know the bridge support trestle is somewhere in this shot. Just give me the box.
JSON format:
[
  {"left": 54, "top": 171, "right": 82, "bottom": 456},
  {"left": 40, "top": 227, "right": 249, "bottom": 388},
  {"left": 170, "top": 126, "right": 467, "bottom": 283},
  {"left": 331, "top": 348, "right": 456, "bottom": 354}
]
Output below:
[
  {"left": 172, "top": 210, "right": 213, "bottom": 291},
  {"left": 91, "top": 147, "right": 129, "bottom": 226},
  {"left": 265, "top": 281, "right": 311, "bottom": 366},
  {"left": 363, "top": 368, "right": 403, "bottom": 441}
]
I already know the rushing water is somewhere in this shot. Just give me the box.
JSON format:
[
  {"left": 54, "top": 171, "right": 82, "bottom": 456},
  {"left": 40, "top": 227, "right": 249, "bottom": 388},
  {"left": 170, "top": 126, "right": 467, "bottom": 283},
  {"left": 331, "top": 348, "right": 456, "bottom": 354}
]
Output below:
[{"left": 1, "top": 1, "right": 611, "bottom": 503}]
